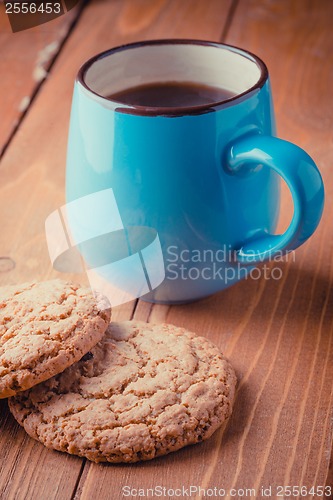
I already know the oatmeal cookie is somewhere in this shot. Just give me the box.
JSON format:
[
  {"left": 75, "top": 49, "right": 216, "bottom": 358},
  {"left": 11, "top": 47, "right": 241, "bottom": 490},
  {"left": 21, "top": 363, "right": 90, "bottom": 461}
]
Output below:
[
  {"left": 9, "top": 321, "right": 236, "bottom": 462},
  {"left": 0, "top": 280, "right": 110, "bottom": 398}
]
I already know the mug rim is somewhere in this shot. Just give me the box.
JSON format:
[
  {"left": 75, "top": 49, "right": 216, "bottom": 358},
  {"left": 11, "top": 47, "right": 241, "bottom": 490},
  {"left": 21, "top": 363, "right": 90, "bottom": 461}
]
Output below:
[{"left": 77, "top": 39, "right": 269, "bottom": 116}]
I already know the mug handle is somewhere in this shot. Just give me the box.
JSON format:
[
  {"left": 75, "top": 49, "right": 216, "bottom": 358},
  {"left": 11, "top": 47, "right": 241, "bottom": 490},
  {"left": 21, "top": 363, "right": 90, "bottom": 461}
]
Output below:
[{"left": 226, "top": 135, "right": 325, "bottom": 263}]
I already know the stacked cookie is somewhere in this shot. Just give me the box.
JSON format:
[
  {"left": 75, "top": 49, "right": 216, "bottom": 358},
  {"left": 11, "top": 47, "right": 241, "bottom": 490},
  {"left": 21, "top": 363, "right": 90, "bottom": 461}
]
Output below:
[{"left": 0, "top": 279, "right": 236, "bottom": 463}]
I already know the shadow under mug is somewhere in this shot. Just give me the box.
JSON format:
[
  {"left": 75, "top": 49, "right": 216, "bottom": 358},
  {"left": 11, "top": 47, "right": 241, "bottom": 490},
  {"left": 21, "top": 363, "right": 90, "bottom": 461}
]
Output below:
[{"left": 66, "top": 39, "right": 324, "bottom": 304}]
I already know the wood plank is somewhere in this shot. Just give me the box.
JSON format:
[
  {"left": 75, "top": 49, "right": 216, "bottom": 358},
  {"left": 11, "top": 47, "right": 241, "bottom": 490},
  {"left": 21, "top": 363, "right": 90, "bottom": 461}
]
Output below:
[
  {"left": 0, "top": 301, "right": 136, "bottom": 500},
  {"left": 0, "top": 2, "right": 81, "bottom": 156},
  {"left": 1, "top": 0, "right": 332, "bottom": 498},
  {"left": 0, "top": 0, "right": 234, "bottom": 499},
  {"left": 112, "top": 0, "right": 331, "bottom": 496},
  {"left": 222, "top": 0, "right": 333, "bottom": 491},
  {"left": 0, "top": 0, "right": 233, "bottom": 288},
  {"left": 76, "top": 0, "right": 333, "bottom": 497}
]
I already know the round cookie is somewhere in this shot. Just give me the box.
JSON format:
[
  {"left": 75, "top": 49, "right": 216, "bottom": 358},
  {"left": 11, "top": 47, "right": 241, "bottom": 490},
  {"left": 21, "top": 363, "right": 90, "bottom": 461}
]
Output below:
[
  {"left": 0, "top": 280, "right": 111, "bottom": 398},
  {"left": 9, "top": 321, "right": 236, "bottom": 463}
]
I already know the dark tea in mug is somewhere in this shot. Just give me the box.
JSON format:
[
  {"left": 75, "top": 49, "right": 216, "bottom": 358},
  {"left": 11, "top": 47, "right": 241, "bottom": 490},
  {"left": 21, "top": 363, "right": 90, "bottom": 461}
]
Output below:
[{"left": 107, "top": 81, "right": 235, "bottom": 108}]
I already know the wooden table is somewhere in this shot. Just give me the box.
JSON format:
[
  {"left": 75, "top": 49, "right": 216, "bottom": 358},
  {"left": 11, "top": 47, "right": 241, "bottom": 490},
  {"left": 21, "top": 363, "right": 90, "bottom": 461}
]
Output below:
[{"left": 0, "top": 1, "right": 332, "bottom": 498}]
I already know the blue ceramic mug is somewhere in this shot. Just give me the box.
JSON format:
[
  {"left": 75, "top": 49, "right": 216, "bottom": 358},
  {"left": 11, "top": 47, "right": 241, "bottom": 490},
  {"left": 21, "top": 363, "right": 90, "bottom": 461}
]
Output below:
[{"left": 66, "top": 40, "right": 324, "bottom": 304}]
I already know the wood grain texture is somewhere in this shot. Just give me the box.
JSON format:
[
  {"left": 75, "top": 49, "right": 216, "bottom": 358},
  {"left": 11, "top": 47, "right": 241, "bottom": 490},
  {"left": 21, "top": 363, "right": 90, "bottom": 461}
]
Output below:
[
  {"left": 0, "top": 0, "right": 232, "bottom": 288},
  {"left": 76, "top": 1, "right": 333, "bottom": 498},
  {"left": 224, "top": 1, "right": 333, "bottom": 490},
  {"left": 0, "top": 0, "right": 333, "bottom": 499},
  {"left": 0, "top": 299, "right": 137, "bottom": 500},
  {"left": 0, "top": 1, "right": 233, "bottom": 499},
  {"left": 0, "top": 2, "right": 81, "bottom": 157}
]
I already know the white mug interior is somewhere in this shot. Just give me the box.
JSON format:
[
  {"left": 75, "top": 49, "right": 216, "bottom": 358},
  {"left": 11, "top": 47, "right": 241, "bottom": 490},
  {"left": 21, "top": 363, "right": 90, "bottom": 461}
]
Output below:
[{"left": 82, "top": 41, "right": 264, "bottom": 107}]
